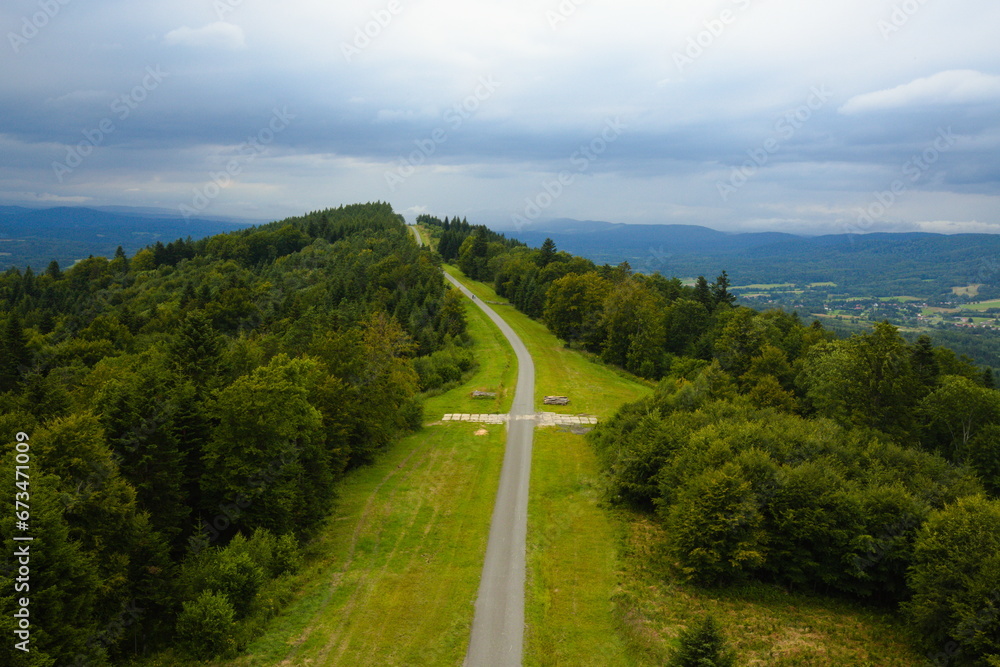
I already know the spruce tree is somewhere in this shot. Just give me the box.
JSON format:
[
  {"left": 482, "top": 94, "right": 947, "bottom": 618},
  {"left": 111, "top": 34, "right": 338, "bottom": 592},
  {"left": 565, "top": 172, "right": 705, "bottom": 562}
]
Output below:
[
  {"left": 0, "top": 314, "right": 31, "bottom": 392},
  {"left": 669, "top": 615, "right": 737, "bottom": 667}
]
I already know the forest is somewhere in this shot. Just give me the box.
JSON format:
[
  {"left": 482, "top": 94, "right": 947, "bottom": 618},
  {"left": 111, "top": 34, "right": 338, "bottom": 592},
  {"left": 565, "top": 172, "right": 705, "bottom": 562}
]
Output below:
[
  {"left": 2, "top": 207, "right": 998, "bottom": 664},
  {"left": 422, "top": 214, "right": 1000, "bottom": 665},
  {"left": 0, "top": 203, "right": 470, "bottom": 664}
]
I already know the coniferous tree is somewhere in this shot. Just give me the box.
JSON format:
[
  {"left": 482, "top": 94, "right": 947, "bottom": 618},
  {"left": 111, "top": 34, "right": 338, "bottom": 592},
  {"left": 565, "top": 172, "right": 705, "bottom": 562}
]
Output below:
[
  {"left": 711, "top": 270, "right": 736, "bottom": 307},
  {"left": 0, "top": 314, "right": 30, "bottom": 392},
  {"left": 538, "top": 237, "right": 557, "bottom": 267},
  {"left": 668, "top": 616, "right": 737, "bottom": 667}
]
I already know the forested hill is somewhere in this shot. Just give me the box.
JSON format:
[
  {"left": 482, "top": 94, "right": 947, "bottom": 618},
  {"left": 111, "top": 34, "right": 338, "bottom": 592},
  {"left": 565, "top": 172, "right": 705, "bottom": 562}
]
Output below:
[
  {"left": 510, "top": 219, "right": 1000, "bottom": 296},
  {"left": 0, "top": 203, "right": 470, "bottom": 664},
  {"left": 0, "top": 206, "right": 257, "bottom": 271}
]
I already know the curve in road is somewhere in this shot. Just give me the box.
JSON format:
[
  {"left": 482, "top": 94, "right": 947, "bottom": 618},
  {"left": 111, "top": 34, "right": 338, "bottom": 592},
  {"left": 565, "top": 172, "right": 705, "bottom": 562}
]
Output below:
[{"left": 444, "top": 273, "right": 535, "bottom": 667}]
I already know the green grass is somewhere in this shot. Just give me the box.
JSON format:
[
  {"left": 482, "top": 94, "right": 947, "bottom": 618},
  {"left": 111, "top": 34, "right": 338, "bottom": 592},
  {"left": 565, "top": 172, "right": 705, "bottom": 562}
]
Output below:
[
  {"left": 616, "top": 518, "right": 926, "bottom": 665},
  {"left": 960, "top": 299, "right": 1000, "bottom": 312},
  {"left": 952, "top": 284, "right": 982, "bottom": 297},
  {"left": 235, "top": 425, "right": 505, "bottom": 666},
  {"left": 525, "top": 428, "right": 635, "bottom": 667},
  {"left": 424, "top": 297, "right": 517, "bottom": 417},
  {"left": 443, "top": 265, "right": 651, "bottom": 418},
  {"left": 808, "top": 282, "right": 838, "bottom": 288}
]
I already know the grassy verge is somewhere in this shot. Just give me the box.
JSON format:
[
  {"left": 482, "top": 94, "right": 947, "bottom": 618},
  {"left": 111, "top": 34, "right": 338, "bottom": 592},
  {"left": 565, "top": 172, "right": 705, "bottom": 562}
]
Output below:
[
  {"left": 525, "top": 428, "right": 635, "bottom": 666},
  {"left": 443, "top": 265, "right": 651, "bottom": 417},
  {"left": 423, "top": 297, "right": 517, "bottom": 417}
]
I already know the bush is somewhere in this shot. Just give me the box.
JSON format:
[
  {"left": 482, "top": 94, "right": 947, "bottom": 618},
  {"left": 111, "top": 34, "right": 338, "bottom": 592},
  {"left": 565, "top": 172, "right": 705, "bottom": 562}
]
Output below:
[
  {"left": 905, "top": 495, "right": 1000, "bottom": 663},
  {"left": 175, "top": 590, "right": 236, "bottom": 660},
  {"left": 228, "top": 528, "right": 302, "bottom": 579},
  {"left": 668, "top": 615, "right": 737, "bottom": 667},
  {"left": 665, "top": 462, "right": 768, "bottom": 584},
  {"left": 182, "top": 543, "right": 264, "bottom": 617}
]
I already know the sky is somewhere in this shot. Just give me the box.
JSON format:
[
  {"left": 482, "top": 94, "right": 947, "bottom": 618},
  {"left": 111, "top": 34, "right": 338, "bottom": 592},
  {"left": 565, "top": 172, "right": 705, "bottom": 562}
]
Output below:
[{"left": 2, "top": 0, "right": 999, "bottom": 235}]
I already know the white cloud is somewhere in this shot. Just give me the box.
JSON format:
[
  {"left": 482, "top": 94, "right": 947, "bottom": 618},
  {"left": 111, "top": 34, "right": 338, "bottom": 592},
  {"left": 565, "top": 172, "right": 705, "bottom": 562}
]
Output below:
[
  {"left": 840, "top": 70, "right": 1000, "bottom": 114},
  {"left": 913, "top": 220, "right": 1000, "bottom": 234},
  {"left": 163, "top": 22, "right": 246, "bottom": 50}
]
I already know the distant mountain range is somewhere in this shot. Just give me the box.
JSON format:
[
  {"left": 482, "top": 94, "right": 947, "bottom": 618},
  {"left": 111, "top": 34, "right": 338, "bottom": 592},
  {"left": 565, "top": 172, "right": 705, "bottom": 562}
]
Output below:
[
  {"left": 511, "top": 219, "right": 1000, "bottom": 296},
  {"left": 0, "top": 206, "right": 259, "bottom": 270}
]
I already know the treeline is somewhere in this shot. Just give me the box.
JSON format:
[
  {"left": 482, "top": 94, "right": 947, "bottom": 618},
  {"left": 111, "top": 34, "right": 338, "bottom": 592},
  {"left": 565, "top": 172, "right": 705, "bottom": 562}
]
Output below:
[
  {"left": 422, "top": 216, "right": 737, "bottom": 378},
  {"left": 419, "top": 217, "right": 1000, "bottom": 663},
  {"left": 417, "top": 214, "right": 525, "bottom": 276},
  {"left": 0, "top": 203, "right": 467, "bottom": 664}
]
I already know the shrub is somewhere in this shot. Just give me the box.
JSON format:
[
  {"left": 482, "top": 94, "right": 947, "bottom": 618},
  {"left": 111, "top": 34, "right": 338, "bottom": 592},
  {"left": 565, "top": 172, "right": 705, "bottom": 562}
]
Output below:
[
  {"left": 905, "top": 495, "right": 1000, "bottom": 663},
  {"left": 668, "top": 615, "right": 737, "bottom": 667},
  {"left": 175, "top": 590, "right": 236, "bottom": 660}
]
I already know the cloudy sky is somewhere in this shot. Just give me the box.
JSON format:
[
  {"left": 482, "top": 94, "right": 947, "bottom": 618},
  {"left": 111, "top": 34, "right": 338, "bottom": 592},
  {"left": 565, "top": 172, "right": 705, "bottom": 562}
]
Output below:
[{"left": 2, "top": 0, "right": 999, "bottom": 234}]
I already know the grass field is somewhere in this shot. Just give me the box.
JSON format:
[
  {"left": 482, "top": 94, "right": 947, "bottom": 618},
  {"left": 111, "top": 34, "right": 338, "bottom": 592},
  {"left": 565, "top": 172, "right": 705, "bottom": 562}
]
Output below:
[
  {"left": 525, "top": 428, "right": 635, "bottom": 666},
  {"left": 960, "top": 299, "right": 1000, "bottom": 312},
  {"left": 953, "top": 284, "right": 982, "bottom": 296},
  {"left": 616, "top": 518, "right": 926, "bottom": 665}
]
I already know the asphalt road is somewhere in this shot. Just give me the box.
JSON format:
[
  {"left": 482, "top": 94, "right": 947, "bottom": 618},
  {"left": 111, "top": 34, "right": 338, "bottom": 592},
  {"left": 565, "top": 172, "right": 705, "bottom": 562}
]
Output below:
[{"left": 443, "top": 273, "right": 535, "bottom": 667}]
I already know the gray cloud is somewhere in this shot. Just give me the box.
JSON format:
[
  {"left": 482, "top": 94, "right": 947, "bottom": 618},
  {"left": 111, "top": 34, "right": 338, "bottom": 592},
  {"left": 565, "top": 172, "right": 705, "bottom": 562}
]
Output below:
[{"left": 0, "top": 0, "right": 998, "bottom": 230}]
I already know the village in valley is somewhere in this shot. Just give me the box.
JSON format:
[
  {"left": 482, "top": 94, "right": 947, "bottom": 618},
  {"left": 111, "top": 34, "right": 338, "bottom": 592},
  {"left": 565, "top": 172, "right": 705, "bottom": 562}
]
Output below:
[{"left": 734, "top": 282, "right": 1000, "bottom": 332}]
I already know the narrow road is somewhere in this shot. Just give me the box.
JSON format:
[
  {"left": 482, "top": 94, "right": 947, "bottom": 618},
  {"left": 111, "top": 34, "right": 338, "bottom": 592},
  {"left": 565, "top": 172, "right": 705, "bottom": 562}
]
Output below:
[
  {"left": 444, "top": 272, "right": 535, "bottom": 667},
  {"left": 411, "top": 225, "right": 534, "bottom": 664}
]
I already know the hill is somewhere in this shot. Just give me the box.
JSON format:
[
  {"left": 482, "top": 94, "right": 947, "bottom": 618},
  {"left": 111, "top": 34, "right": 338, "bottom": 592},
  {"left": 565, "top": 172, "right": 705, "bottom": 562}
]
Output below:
[
  {"left": 511, "top": 219, "right": 1000, "bottom": 297},
  {"left": 0, "top": 206, "right": 258, "bottom": 270}
]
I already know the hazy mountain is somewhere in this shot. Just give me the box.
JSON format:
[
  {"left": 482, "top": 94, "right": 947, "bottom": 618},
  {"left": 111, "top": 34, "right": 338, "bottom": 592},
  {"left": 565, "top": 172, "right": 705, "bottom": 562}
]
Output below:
[
  {"left": 515, "top": 219, "right": 801, "bottom": 258},
  {"left": 0, "top": 206, "right": 258, "bottom": 269},
  {"left": 508, "top": 219, "right": 1000, "bottom": 295}
]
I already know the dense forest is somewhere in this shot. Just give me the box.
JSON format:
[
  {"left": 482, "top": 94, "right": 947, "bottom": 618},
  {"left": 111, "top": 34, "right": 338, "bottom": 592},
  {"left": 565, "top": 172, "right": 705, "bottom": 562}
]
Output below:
[
  {"left": 0, "top": 204, "right": 471, "bottom": 664},
  {"left": 4, "top": 206, "right": 999, "bottom": 664},
  {"left": 421, "top": 215, "right": 1000, "bottom": 665}
]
